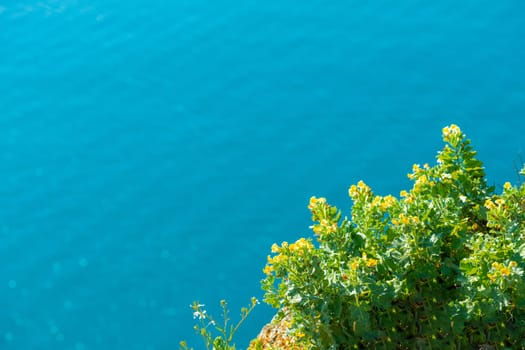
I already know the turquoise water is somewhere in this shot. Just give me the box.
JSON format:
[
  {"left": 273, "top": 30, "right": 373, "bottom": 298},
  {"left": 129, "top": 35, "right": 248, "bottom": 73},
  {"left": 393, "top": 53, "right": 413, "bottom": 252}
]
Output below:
[{"left": 1, "top": 1, "right": 524, "bottom": 349}]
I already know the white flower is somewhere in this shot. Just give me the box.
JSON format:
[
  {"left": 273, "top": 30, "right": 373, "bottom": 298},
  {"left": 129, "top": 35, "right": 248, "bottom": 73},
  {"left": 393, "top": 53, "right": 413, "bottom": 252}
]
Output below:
[{"left": 193, "top": 310, "right": 207, "bottom": 319}]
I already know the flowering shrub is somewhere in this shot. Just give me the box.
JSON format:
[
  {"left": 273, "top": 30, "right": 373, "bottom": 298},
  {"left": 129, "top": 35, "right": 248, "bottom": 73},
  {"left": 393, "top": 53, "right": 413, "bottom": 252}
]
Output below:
[{"left": 261, "top": 125, "right": 525, "bottom": 349}]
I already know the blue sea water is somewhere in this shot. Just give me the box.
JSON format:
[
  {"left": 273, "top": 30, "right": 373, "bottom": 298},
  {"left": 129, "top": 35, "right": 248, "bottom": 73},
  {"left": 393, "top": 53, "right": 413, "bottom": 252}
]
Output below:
[{"left": 1, "top": 1, "right": 524, "bottom": 349}]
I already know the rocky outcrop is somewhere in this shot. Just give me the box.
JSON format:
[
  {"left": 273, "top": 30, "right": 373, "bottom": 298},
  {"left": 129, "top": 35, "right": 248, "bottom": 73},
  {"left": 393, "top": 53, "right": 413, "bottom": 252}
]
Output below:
[{"left": 248, "top": 310, "right": 305, "bottom": 350}]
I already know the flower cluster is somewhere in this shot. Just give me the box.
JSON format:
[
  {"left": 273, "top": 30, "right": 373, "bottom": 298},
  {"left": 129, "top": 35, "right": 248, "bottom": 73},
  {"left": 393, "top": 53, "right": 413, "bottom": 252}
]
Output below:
[
  {"left": 264, "top": 238, "right": 314, "bottom": 276},
  {"left": 441, "top": 123, "right": 462, "bottom": 143},
  {"left": 348, "top": 180, "right": 372, "bottom": 200},
  {"left": 487, "top": 261, "right": 517, "bottom": 282},
  {"left": 391, "top": 213, "right": 419, "bottom": 226},
  {"left": 349, "top": 253, "right": 379, "bottom": 271},
  {"left": 307, "top": 196, "right": 341, "bottom": 241},
  {"left": 370, "top": 194, "right": 397, "bottom": 211}
]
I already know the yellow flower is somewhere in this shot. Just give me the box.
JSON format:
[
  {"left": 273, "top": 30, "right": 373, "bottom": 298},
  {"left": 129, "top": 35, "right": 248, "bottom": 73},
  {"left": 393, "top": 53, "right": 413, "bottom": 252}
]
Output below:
[
  {"left": 449, "top": 124, "right": 461, "bottom": 133},
  {"left": 484, "top": 199, "right": 496, "bottom": 210},
  {"left": 289, "top": 237, "right": 313, "bottom": 253},
  {"left": 381, "top": 195, "right": 397, "bottom": 210},
  {"left": 495, "top": 198, "right": 505, "bottom": 206},
  {"left": 350, "top": 261, "right": 360, "bottom": 271},
  {"left": 509, "top": 261, "right": 517, "bottom": 268},
  {"left": 263, "top": 264, "right": 273, "bottom": 275},
  {"left": 311, "top": 225, "right": 322, "bottom": 235},
  {"left": 400, "top": 190, "right": 409, "bottom": 197},
  {"left": 316, "top": 219, "right": 337, "bottom": 235},
  {"left": 413, "top": 175, "right": 430, "bottom": 192},
  {"left": 348, "top": 184, "right": 358, "bottom": 198},
  {"left": 297, "top": 237, "right": 309, "bottom": 247},
  {"left": 412, "top": 164, "right": 421, "bottom": 173},
  {"left": 399, "top": 214, "right": 410, "bottom": 225},
  {"left": 503, "top": 182, "right": 512, "bottom": 190},
  {"left": 442, "top": 124, "right": 461, "bottom": 142},
  {"left": 308, "top": 197, "right": 316, "bottom": 209},
  {"left": 366, "top": 258, "right": 378, "bottom": 268},
  {"left": 308, "top": 196, "right": 326, "bottom": 210},
  {"left": 269, "top": 254, "right": 286, "bottom": 265},
  {"left": 417, "top": 175, "right": 428, "bottom": 185},
  {"left": 271, "top": 243, "right": 280, "bottom": 253},
  {"left": 500, "top": 267, "right": 511, "bottom": 276},
  {"left": 289, "top": 243, "right": 299, "bottom": 252},
  {"left": 487, "top": 273, "right": 497, "bottom": 282},
  {"left": 442, "top": 124, "right": 460, "bottom": 136}
]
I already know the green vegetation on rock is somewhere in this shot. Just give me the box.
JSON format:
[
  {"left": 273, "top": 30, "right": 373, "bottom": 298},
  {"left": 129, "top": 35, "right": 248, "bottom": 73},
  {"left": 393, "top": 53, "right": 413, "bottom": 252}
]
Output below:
[
  {"left": 184, "top": 125, "right": 525, "bottom": 349},
  {"left": 261, "top": 125, "right": 525, "bottom": 349}
]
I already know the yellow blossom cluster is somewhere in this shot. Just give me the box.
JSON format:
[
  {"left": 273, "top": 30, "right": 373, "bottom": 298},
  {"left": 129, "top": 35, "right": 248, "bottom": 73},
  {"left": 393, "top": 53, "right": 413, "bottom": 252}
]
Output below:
[
  {"left": 264, "top": 242, "right": 288, "bottom": 274},
  {"left": 288, "top": 237, "right": 314, "bottom": 253},
  {"left": 407, "top": 162, "right": 437, "bottom": 191},
  {"left": 413, "top": 174, "right": 435, "bottom": 192},
  {"left": 484, "top": 195, "right": 511, "bottom": 231},
  {"left": 348, "top": 180, "right": 371, "bottom": 199},
  {"left": 308, "top": 196, "right": 326, "bottom": 210},
  {"left": 308, "top": 196, "right": 339, "bottom": 236},
  {"left": 371, "top": 195, "right": 397, "bottom": 211},
  {"left": 264, "top": 238, "right": 314, "bottom": 275},
  {"left": 311, "top": 219, "right": 338, "bottom": 235},
  {"left": 392, "top": 213, "right": 419, "bottom": 226},
  {"left": 442, "top": 124, "right": 461, "bottom": 142},
  {"left": 399, "top": 190, "right": 415, "bottom": 204},
  {"left": 407, "top": 164, "right": 423, "bottom": 180},
  {"left": 264, "top": 253, "right": 287, "bottom": 275},
  {"left": 487, "top": 261, "right": 517, "bottom": 282},
  {"left": 365, "top": 257, "right": 379, "bottom": 268},
  {"left": 484, "top": 197, "right": 506, "bottom": 210},
  {"left": 349, "top": 253, "right": 378, "bottom": 271}
]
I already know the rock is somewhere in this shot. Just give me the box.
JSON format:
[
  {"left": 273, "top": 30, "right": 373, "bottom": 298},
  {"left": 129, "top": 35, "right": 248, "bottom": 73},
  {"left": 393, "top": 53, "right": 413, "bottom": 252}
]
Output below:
[{"left": 248, "top": 310, "right": 306, "bottom": 350}]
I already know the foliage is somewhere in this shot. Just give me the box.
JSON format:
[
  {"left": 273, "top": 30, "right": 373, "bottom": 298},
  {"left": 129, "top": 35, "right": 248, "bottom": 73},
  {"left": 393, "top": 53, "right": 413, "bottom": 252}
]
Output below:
[
  {"left": 262, "top": 125, "right": 525, "bottom": 349},
  {"left": 180, "top": 298, "right": 258, "bottom": 350}
]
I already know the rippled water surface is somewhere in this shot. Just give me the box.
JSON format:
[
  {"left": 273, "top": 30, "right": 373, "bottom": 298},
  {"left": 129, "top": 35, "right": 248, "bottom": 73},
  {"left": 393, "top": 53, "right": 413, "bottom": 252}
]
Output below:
[{"left": 1, "top": 1, "right": 524, "bottom": 349}]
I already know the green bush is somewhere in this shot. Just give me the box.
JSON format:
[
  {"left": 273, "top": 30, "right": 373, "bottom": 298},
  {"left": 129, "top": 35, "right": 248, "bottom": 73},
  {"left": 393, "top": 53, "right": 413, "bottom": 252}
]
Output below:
[{"left": 262, "top": 125, "right": 525, "bottom": 349}]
